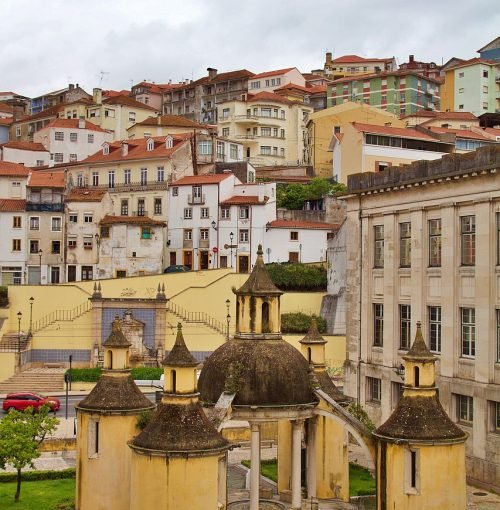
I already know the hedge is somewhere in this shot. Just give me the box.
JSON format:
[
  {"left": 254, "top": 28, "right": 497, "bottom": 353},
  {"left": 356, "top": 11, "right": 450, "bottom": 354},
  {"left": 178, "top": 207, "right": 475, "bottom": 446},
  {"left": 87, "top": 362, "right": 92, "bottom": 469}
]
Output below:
[
  {"left": 281, "top": 313, "right": 327, "bottom": 334},
  {"left": 0, "top": 468, "right": 75, "bottom": 483},
  {"left": 0, "top": 286, "right": 8, "bottom": 308},
  {"left": 265, "top": 263, "right": 327, "bottom": 291},
  {"left": 67, "top": 367, "right": 163, "bottom": 382}
]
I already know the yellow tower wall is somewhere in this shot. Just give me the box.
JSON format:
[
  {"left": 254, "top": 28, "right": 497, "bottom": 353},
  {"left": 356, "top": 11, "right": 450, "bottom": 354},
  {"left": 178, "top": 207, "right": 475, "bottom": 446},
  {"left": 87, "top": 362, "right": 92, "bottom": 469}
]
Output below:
[
  {"left": 129, "top": 453, "right": 224, "bottom": 510},
  {"left": 76, "top": 411, "right": 140, "bottom": 510},
  {"left": 277, "top": 420, "right": 292, "bottom": 495}
]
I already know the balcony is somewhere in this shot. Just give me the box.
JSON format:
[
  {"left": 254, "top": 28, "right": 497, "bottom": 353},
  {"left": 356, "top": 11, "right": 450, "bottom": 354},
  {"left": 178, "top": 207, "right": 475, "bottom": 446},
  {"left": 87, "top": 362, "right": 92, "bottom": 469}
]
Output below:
[
  {"left": 235, "top": 134, "right": 258, "bottom": 142},
  {"left": 187, "top": 194, "right": 205, "bottom": 205},
  {"left": 132, "top": 210, "right": 148, "bottom": 217},
  {"left": 74, "top": 179, "right": 171, "bottom": 193},
  {"left": 26, "top": 202, "right": 64, "bottom": 212},
  {"left": 199, "top": 239, "right": 210, "bottom": 249},
  {"left": 233, "top": 114, "right": 259, "bottom": 124}
]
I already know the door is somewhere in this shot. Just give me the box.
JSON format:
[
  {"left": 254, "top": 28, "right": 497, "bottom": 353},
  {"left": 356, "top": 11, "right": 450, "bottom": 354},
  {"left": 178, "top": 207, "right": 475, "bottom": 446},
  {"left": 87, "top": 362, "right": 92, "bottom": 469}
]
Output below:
[
  {"left": 238, "top": 255, "right": 249, "bottom": 273},
  {"left": 67, "top": 266, "right": 76, "bottom": 282},
  {"left": 169, "top": 252, "right": 177, "bottom": 266},
  {"left": 288, "top": 251, "right": 299, "bottom": 263},
  {"left": 28, "top": 266, "right": 41, "bottom": 285},
  {"left": 199, "top": 251, "right": 209, "bottom": 270},
  {"left": 183, "top": 250, "right": 193, "bottom": 270},
  {"left": 81, "top": 266, "right": 93, "bottom": 280},
  {"left": 51, "top": 266, "right": 60, "bottom": 284}
]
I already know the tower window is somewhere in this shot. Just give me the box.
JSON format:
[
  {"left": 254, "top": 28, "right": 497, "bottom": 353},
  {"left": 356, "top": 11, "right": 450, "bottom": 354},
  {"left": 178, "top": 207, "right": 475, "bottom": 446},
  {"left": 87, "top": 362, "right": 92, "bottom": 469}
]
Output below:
[
  {"left": 414, "top": 366, "right": 420, "bottom": 388},
  {"left": 262, "top": 302, "right": 270, "bottom": 333},
  {"left": 88, "top": 419, "right": 100, "bottom": 458},
  {"left": 406, "top": 449, "right": 419, "bottom": 493}
]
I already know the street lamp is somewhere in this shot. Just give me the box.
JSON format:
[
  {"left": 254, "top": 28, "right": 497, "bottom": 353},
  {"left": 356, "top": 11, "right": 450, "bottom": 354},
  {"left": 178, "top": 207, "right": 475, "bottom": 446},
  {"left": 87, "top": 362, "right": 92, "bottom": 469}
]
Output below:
[
  {"left": 229, "top": 232, "right": 234, "bottom": 268},
  {"left": 29, "top": 297, "right": 34, "bottom": 336},
  {"left": 211, "top": 220, "right": 217, "bottom": 231},
  {"left": 225, "top": 299, "right": 231, "bottom": 341},
  {"left": 17, "top": 311, "right": 22, "bottom": 370},
  {"left": 38, "top": 249, "right": 43, "bottom": 285}
]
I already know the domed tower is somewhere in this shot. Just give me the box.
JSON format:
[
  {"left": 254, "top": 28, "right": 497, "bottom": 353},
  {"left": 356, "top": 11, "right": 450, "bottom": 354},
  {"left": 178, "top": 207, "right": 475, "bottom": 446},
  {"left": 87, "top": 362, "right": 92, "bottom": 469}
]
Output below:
[
  {"left": 198, "top": 245, "right": 317, "bottom": 510},
  {"left": 373, "top": 323, "right": 468, "bottom": 510},
  {"left": 75, "top": 316, "right": 154, "bottom": 510},
  {"left": 129, "top": 323, "right": 231, "bottom": 510},
  {"left": 298, "top": 317, "right": 350, "bottom": 500}
]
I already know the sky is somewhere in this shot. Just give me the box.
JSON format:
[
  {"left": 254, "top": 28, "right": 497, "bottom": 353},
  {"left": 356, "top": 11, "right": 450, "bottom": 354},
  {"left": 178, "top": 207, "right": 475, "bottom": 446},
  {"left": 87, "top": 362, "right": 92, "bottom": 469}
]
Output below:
[{"left": 1, "top": 0, "right": 499, "bottom": 98}]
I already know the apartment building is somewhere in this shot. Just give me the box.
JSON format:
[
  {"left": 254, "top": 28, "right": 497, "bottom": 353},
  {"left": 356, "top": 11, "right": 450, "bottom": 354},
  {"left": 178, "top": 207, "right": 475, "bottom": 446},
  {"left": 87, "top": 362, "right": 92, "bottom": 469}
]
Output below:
[
  {"left": 29, "top": 84, "right": 91, "bottom": 115},
  {"left": 316, "top": 53, "right": 396, "bottom": 80},
  {"left": 248, "top": 68, "right": 305, "bottom": 93},
  {"left": 130, "top": 81, "right": 183, "bottom": 111},
  {"left": 0, "top": 141, "right": 50, "bottom": 167},
  {"left": 217, "top": 92, "right": 313, "bottom": 167},
  {"left": 343, "top": 146, "right": 500, "bottom": 492},
  {"left": 398, "top": 54, "right": 442, "bottom": 80}
]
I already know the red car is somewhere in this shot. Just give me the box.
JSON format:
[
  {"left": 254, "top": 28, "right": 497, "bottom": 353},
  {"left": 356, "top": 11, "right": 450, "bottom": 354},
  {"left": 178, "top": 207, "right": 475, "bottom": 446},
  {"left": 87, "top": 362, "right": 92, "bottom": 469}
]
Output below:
[{"left": 2, "top": 392, "right": 60, "bottom": 413}]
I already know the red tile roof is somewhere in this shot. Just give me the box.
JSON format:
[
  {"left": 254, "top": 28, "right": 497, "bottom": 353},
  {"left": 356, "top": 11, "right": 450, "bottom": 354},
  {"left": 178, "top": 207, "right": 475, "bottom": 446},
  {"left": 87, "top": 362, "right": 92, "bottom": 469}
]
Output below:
[
  {"left": 173, "top": 174, "right": 231, "bottom": 186},
  {"left": 133, "top": 81, "right": 184, "bottom": 94},
  {"left": 0, "top": 141, "right": 47, "bottom": 152},
  {"left": 42, "top": 118, "right": 108, "bottom": 132},
  {"left": 484, "top": 127, "right": 500, "bottom": 137},
  {"left": 332, "top": 69, "right": 441, "bottom": 85},
  {"left": 247, "top": 91, "right": 295, "bottom": 106},
  {"left": 250, "top": 68, "right": 295, "bottom": 79},
  {"left": 16, "top": 104, "right": 65, "bottom": 123},
  {"left": 27, "top": 170, "right": 65, "bottom": 188},
  {"left": 102, "top": 89, "right": 131, "bottom": 98},
  {"left": 268, "top": 220, "right": 339, "bottom": 230},
  {"left": 331, "top": 55, "right": 393, "bottom": 64},
  {"left": 65, "top": 188, "right": 107, "bottom": 202},
  {"left": 447, "top": 57, "right": 498, "bottom": 71},
  {"left": 0, "top": 102, "right": 14, "bottom": 113},
  {"left": 351, "top": 122, "right": 444, "bottom": 142},
  {"left": 0, "top": 161, "right": 30, "bottom": 176},
  {"left": 191, "top": 69, "right": 254, "bottom": 86},
  {"left": 100, "top": 215, "right": 165, "bottom": 226},
  {"left": 81, "top": 135, "right": 188, "bottom": 164},
  {"left": 221, "top": 195, "right": 269, "bottom": 205},
  {"left": 0, "top": 199, "right": 26, "bottom": 212},
  {"left": 401, "top": 110, "right": 438, "bottom": 119},
  {"left": 426, "top": 126, "right": 492, "bottom": 141},
  {"left": 103, "top": 94, "right": 158, "bottom": 111},
  {"left": 275, "top": 83, "right": 311, "bottom": 93},
  {"left": 132, "top": 115, "right": 209, "bottom": 129},
  {"left": 420, "top": 111, "right": 479, "bottom": 123},
  {"left": 0, "top": 117, "right": 13, "bottom": 126}
]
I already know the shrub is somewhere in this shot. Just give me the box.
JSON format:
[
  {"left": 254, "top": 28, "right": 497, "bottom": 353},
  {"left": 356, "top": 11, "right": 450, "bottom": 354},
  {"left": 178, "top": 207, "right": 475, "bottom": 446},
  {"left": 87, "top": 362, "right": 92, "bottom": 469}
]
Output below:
[
  {"left": 67, "top": 366, "right": 163, "bottom": 382},
  {"left": 0, "top": 286, "right": 8, "bottom": 308},
  {"left": 281, "top": 313, "right": 327, "bottom": 334},
  {"left": 131, "top": 367, "right": 162, "bottom": 380},
  {"left": 137, "top": 409, "right": 153, "bottom": 430},
  {"left": 265, "top": 263, "right": 327, "bottom": 291},
  {"left": 347, "top": 403, "right": 375, "bottom": 432},
  {"left": 0, "top": 468, "right": 75, "bottom": 483}
]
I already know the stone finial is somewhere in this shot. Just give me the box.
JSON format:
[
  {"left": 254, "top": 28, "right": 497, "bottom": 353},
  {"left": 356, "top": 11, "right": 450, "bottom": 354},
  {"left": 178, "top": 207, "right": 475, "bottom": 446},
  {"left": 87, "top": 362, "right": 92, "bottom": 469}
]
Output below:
[
  {"left": 403, "top": 321, "right": 435, "bottom": 362},
  {"left": 162, "top": 322, "right": 198, "bottom": 367}
]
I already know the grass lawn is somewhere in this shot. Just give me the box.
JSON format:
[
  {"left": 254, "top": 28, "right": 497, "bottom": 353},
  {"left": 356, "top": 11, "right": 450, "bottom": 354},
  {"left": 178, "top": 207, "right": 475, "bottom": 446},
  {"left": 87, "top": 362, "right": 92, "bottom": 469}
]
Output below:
[
  {"left": 241, "top": 459, "right": 375, "bottom": 497},
  {"left": 0, "top": 479, "right": 75, "bottom": 510}
]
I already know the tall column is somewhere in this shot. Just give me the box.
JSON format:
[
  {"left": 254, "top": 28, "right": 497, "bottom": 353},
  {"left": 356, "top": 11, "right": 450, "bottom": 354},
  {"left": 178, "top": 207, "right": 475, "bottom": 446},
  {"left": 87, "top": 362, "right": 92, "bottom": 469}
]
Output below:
[
  {"left": 307, "top": 417, "right": 317, "bottom": 499},
  {"left": 250, "top": 422, "right": 261, "bottom": 510},
  {"left": 291, "top": 419, "right": 303, "bottom": 509}
]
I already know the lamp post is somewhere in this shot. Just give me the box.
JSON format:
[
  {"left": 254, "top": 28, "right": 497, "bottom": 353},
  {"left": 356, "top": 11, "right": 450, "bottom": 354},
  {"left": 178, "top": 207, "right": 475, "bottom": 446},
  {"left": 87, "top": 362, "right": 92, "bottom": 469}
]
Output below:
[
  {"left": 94, "top": 233, "right": 100, "bottom": 269},
  {"left": 17, "top": 311, "right": 22, "bottom": 371},
  {"left": 229, "top": 232, "right": 234, "bottom": 268},
  {"left": 225, "top": 299, "right": 231, "bottom": 341},
  {"left": 29, "top": 297, "right": 34, "bottom": 336},
  {"left": 38, "top": 248, "right": 43, "bottom": 285}
]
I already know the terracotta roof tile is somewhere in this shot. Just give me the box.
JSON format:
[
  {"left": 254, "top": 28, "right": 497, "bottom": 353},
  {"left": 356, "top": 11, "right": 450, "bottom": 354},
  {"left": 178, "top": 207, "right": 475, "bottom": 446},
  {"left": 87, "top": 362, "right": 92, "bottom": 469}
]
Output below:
[
  {"left": 173, "top": 174, "right": 231, "bottom": 186},
  {"left": 103, "top": 94, "right": 158, "bottom": 111},
  {"left": 332, "top": 69, "right": 441, "bottom": 85},
  {"left": 102, "top": 89, "right": 131, "bottom": 98},
  {"left": 42, "top": 118, "right": 108, "bottom": 132},
  {"left": 99, "top": 215, "right": 165, "bottom": 226},
  {"left": 426, "top": 126, "right": 492, "bottom": 141},
  {"left": 16, "top": 104, "right": 65, "bottom": 123},
  {"left": 65, "top": 188, "right": 107, "bottom": 202},
  {"left": 132, "top": 115, "right": 209, "bottom": 129},
  {"left": 331, "top": 54, "right": 394, "bottom": 64},
  {"left": 351, "top": 122, "right": 444, "bottom": 142},
  {"left": 0, "top": 102, "right": 14, "bottom": 113},
  {"left": 484, "top": 127, "right": 500, "bottom": 137},
  {"left": 420, "top": 111, "right": 478, "bottom": 123},
  {"left": 247, "top": 91, "right": 296, "bottom": 106},
  {"left": 221, "top": 195, "right": 268, "bottom": 205},
  {"left": 275, "top": 83, "right": 311, "bottom": 93},
  {"left": 27, "top": 170, "right": 65, "bottom": 188},
  {"left": 250, "top": 68, "right": 295, "bottom": 79},
  {"left": 0, "top": 141, "right": 47, "bottom": 152},
  {"left": 0, "top": 117, "right": 13, "bottom": 126},
  {"left": 447, "top": 57, "right": 498, "bottom": 71},
  {"left": 0, "top": 199, "right": 26, "bottom": 212},
  {"left": 268, "top": 220, "right": 339, "bottom": 230},
  {"left": 0, "top": 161, "right": 30, "bottom": 176}
]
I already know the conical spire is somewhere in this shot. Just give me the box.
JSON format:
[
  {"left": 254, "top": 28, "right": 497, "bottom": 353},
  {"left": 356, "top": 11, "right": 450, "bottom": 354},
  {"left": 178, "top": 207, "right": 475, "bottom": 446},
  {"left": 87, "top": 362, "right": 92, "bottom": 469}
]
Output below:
[
  {"left": 162, "top": 323, "right": 198, "bottom": 367},
  {"left": 299, "top": 315, "right": 327, "bottom": 345},
  {"left": 102, "top": 316, "right": 131, "bottom": 348},
  {"left": 403, "top": 321, "right": 435, "bottom": 362},
  {"left": 235, "top": 244, "right": 282, "bottom": 296}
]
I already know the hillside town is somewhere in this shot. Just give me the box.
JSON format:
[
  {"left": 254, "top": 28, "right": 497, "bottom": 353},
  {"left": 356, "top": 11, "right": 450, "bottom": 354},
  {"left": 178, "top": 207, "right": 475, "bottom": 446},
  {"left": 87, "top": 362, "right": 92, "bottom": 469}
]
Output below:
[{"left": 0, "top": 31, "right": 499, "bottom": 510}]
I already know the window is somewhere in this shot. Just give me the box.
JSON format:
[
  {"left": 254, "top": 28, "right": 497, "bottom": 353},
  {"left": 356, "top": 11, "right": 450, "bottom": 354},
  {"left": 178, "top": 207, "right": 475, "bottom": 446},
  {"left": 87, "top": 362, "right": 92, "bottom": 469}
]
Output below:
[
  {"left": 69, "top": 153, "right": 77, "bottom": 162},
  {"left": 239, "top": 229, "right": 249, "bottom": 243},
  {"left": 84, "top": 213, "right": 93, "bottom": 223},
  {"left": 457, "top": 394, "right": 473, "bottom": 424},
  {"left": 400, "top": 305, "right": 411, "bottom": 350},
  {"left": 491, "top": 401, "right": 500, "bottom": 432},
  {"left": 216, "top": 141, "right": 225, "bottom": 159},
  {"left": 458, "top": 88, "right": 464, "bottom": 93},
  {"left": 261, "top": 127, "right": 271, "bottom": 136},
  {"left": 124, "top": 169, "right": 131, "bottom": 184},
  {"left": 104, "top": 109, "right": 115, "bottom": 118},
  {"left": 222, "top": 127, "right": 229, "bottom": 137},
  {"left": 366, "top": 377, "right": 381, "bottom": 403},
  {"left": 68, "top": 237, "right": 77, "bottom": 249},
  {"left": 129, "top": 112, "right": 136, "bottom": 122},
  {"left": 290, "top": 231, "right": 299, "bottom": 241},
  {"left": 100, "top": 226, "right": 110, "bottom": 238},
  {"left": 88, "top": 134, "right": 94, "bottom": 143},
  {"left": 280, "top": 148, "right": 285, "bottom": 157},
  {"left": 141, "top": 227, "right": 152, "bottom": 239},
  {"left": 154, "top": 198, "right": 162, "bottom": 215},
  {"left": 12, "top": 216, "right": 21, "bottom": 228},
  {"left": 221, "top": 206, "right": 230, "bottom": 219},
  {"left": 36, "top": 160, "right": 44, "bottom": 166},
  {"left": 137, "top": 199, "right": 145, "bottom": 216},
  {"left": 51, "top": 241, "right": 61, "bottom": 254},
  {"left": 55, "top": 131, "right": 64, "bottom": 141},
  {"left": 429, "top": 219, "right": 441, "bottom": 267},
  {"left": 201, "top": 207, "right": 209, "bottom": 219},
  {"left": 374, "top": 304, "right": 383, "bottom": 346},
  {"left": 29, "top": 240, "right": 39, "bottom": 254},
  {"left": 108, "top": 170, "right": 115, "bottom": 188},
  {"left": 460, "top": 216, "right": 475, "bottom": 265},
  {"left": 54, "top": 153, "right": 63, "bottom": 163},
  {"left": 239, "top": 206, "right": 249, "bottom": 219},
  {"left": 51, "top": 217, "right": 62, "bottom": 231},
  {"left": 172, "top": 187, "right": 179, "bottom": 196},
  {"left": 406, "top": 449, "right": 419, "bottom": 492},
  {"left": 261, "top": 107, "right": 272, "bottom": 117},
  {"left": 483, "top": 85, "right": 489, "bottom": 94},
  {"left": 200, "top": 228, "right": 209, "bottom": 240},
  {"left": 222, "top": 108, "right": 230, "bottom": 119},
  {"left": 459, "top": 104, "right": 464, "bottom": 110},
  {"left": 92, "top": 172, "right": 99, "bottom": 186},
  {"left": 261, "top": 146, "right": 271, "bottom": 155},
  {"left": 140, "top": 168, "right": 147, "bottom": 186},
  {"left": 374, "top": 225, "right": 384, "bottom": 268},
  {"left": 184, "top": 229, "right": 192, "bottom": 241},
  {"left": 88, "top": 419, "right": 100, "bottom": 458},
  {"left": 70, "top": 132, "right": 77, "bottom": 142},
  {"left": 121, "top": 199, "right": 129, "bottom": 216},
  {"left": 157, "top": 166, "right": 164, "bottom": 182},
  {"left": 483, "top": 70, "right": 489, "bottom": 78},
  {"left": 192, "top": 186, "right": 202, "bottom": 200},
  {"left": 400, "top": 222, "right": 411, "bottom": 267},
  {"left": 30, "top": 217, "right": 39, "bottom": 230},
  {"left": 77, "top": 173, "right": 84, "bottom": 187},
  {"left": 497, "top": 310, "right": 500, "bottom": 362},
  {"left": 198, "top": 140, "right": 213, "bottom": 155},
  {"left": 429, "top": 306, "right": 442, "bottom": 353},
  {"left": 461, "top": 308, "right": 476, "bottom": 358},
  {"left": 184, "top": 208, "right": 193, "bottom": 219},
  {"left": 83, "top": 237, "right": 93, "bottom": 249},
  {"left": 12, "top": 239, "right": 21, "bottom": 252}
]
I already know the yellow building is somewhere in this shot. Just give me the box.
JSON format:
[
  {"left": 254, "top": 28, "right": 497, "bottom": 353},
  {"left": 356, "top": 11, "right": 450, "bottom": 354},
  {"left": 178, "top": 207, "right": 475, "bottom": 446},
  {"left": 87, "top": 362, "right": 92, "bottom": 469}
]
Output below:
[
  {"left": 374, "top": 324, "right": 467, "bottom": 510},
  {"left": 306, "top": 102, "right": 405, "bottom": 177},
  {"left": 127, "top": 114, "right": 212, "bottom": 139}
]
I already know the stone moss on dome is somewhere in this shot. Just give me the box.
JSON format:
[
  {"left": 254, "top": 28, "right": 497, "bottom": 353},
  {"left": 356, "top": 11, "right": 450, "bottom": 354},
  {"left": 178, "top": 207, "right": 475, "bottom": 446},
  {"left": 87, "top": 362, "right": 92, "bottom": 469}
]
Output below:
[
  {"left": 314, "top": 371, "right": 349, "bottom": 404},
  {"left": 198, "top": 338, "right": 315, "bottom": 406}
]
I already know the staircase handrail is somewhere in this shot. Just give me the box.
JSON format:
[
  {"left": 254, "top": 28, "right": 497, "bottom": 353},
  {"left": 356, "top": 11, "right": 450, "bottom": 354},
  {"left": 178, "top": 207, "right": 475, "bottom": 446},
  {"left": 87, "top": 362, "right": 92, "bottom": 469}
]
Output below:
[
  {"left": 168, "top": 301, "right": 226, "bottom": 335},
  {"left": 31, "top": 299, "right": 92, "bottom": 334}
]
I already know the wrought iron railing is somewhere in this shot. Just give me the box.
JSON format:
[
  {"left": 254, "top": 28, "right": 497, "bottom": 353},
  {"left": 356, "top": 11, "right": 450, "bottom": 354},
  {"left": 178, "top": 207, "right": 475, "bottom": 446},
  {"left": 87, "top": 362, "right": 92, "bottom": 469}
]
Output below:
[
  {"left": 167, "top": 301, "right": 226, "bottom": 335},
  {"left": 31, "top": 300, "right": 92, "bottom": 334}
]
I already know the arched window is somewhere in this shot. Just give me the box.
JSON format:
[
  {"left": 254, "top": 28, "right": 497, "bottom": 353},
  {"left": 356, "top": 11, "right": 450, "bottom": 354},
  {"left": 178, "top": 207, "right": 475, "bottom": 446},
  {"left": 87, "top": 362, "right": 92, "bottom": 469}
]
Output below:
[
  {"left": 414, "top": 366, "right": 420, "bottom": 388},
  {"left": 107, "top": 350, "right": 113, "bottom": 370},
  {"left": 262, "top": 302, "right": 270, "bottom": 333},
  {"left": 171, "top": 369, "right": 177, "bottom": 393},
  {"left": 147, "top": 138, "right": 154, "bottom": 151},
  {"left": 102, "top": 143, "right": 109, "bottom": 155},
  {"left": 307, "top": 347, "right": 312, "bottom": 363},
  {"left": 165, "top": 136, "right": 173, "bottom": 149}
]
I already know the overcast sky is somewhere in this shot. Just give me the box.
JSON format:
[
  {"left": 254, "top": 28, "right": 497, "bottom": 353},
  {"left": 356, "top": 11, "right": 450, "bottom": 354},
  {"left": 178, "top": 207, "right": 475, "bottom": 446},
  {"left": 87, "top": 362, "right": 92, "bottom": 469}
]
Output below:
[{"left": 1, "top": 0, "right": 499, "bottom": 98}]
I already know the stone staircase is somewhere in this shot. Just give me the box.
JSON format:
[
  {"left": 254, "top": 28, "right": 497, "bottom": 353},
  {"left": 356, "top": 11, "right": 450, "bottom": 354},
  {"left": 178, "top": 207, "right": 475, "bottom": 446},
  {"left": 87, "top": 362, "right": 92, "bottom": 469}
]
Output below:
[
  {"left": 168, "top": 300, "right": 227, "bottom": 335},
  {"left": 0, "top": 368, "right": 65, "bottom": 394}
]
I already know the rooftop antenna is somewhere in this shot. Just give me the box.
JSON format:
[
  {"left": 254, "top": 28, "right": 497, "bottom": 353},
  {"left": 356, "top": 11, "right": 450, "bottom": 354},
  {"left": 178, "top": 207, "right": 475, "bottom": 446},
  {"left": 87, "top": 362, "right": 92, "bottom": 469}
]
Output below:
[{"left": 99, "top": 70, "right": 110, "bottom": 87}]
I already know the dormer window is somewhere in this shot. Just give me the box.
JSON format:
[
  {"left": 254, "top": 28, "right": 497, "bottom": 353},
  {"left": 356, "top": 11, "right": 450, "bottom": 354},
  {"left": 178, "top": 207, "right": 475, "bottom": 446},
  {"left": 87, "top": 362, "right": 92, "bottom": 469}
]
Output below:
[
  {"left": 165, "top": 135, "right": 173, "bottom": 149},
  {"left": 147, "top": 138, "right": 154, "bottom": 151},
  {"left": 102, "top": 143, "right": 109, "bottom": 155}
]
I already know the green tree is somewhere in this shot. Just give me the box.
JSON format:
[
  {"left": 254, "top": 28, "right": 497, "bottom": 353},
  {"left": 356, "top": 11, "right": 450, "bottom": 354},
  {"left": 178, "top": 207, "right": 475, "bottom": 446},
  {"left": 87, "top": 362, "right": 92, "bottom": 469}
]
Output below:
[
  {"left": 277, "top": 179, "right": 347, "bottom": 210},
  {"left": 0, "top": 406, "right": 59, "bottom": 502}
]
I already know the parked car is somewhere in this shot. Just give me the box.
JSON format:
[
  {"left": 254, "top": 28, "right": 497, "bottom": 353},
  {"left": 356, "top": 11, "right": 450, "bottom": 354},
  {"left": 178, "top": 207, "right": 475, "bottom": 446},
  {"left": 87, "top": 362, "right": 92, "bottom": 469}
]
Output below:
[
  {"left": 163, "top": 265, "right": 191, "bottom": 273},
  {"left": 2, "top": 392, "right": 60, "bottom": 413}
]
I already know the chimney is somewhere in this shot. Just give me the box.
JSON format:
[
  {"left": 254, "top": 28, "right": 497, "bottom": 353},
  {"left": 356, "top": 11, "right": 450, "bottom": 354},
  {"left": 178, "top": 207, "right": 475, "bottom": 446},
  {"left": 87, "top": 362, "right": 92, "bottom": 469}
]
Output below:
[
  {"left": 257, "top": 183, "right": 264, "bottom": 202},
  {"left": 121, "top": 141, "right": 128, "bottom": 157},
  {"left": 69, "top": 83, "right": 74, "bottom": 90},
  {"left": 157, "top": 112, "right": 162, "bottom": 125},
  {"left": 409, "top": 54, "right": 415, "bottom": 63},
  {"left": 93, "top": 88, "right": 102, "bottom": 105},
  {"left": 207, "top": 67, "right": 218, "bottom": 80},
  {"left": 326, "top": 52, "right": 332, "bottom": 65},
  {"left": 78, "top": 116, "right": 85, "bottom": 129}
]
